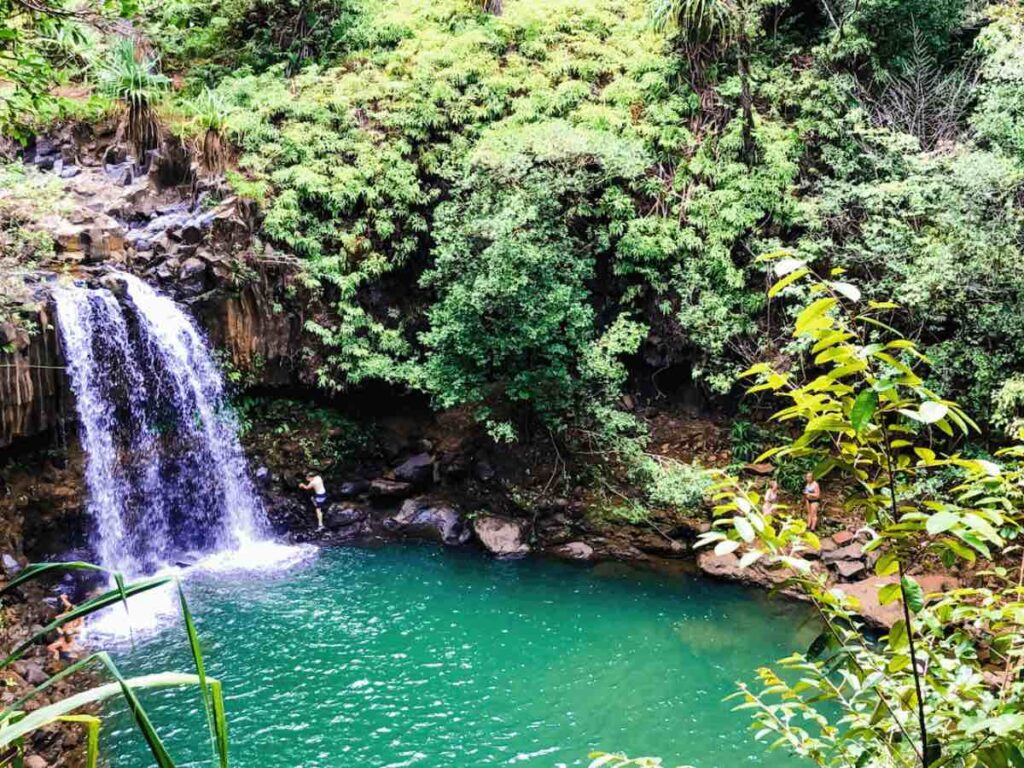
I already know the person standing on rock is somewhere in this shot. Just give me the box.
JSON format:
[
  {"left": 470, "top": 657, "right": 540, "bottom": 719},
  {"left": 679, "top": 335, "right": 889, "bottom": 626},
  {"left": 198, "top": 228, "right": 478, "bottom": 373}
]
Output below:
[
  {"left": 803, "top": 472, "right": 821, "bottom": 531},
  {"left": 299, "top": 471, "right": 328, "bottom": 531}
]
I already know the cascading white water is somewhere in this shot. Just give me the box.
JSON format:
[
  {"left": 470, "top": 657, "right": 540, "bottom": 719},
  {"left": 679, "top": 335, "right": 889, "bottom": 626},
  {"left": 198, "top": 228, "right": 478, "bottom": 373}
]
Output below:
[{"left": 54, "top": 275, "right": 269, "bottom": 577}]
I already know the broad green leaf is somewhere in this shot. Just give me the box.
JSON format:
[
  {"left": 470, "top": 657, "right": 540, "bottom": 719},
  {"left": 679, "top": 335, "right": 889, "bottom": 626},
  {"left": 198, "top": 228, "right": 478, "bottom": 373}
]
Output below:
[
  {"left": 828, "top": 281, "right": 861, "bottom": 302},
  {"left": 734, "top": 516, "right": 755, "bottom": 543},
  {"left": 918, "top": 401, "right": 948, "bottom": 424},
  {"left": 888, "top": 619, "right": 908, "bottom": 651},
  {"left": 738, "top": 550, "right": 763, "bottom": 568},
  {"left": 874, "top": 552, "right": 899, "bottom": 577},
  {"left": 768, "top": 267, "right": 810, "bottom": 298},
  {"left": 714, "top": 540, "right": 741, "bottom": 557},
  {"left": 925, "top": 510, "right": 958, "bottom": 536},
  {"left": 878, "top": 583, "right": 901, "bottom": 605},
  {"left": 774, "top": 257, "right": 805, "bottom": 277},
  {"left": 900, "top": 576, "right": 924, "bottom": 613},
  {"left": 794, "top": 297, "right": 837, "bottom": 337},
  {"left": 850, "top": 390, "right": 877, "bottom": 433}
]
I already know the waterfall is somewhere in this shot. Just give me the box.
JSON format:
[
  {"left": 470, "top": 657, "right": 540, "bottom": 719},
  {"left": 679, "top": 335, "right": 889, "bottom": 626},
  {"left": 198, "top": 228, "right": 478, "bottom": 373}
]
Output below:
[{"left": 54, "top": 275, "right": 267, "bottom": 576}]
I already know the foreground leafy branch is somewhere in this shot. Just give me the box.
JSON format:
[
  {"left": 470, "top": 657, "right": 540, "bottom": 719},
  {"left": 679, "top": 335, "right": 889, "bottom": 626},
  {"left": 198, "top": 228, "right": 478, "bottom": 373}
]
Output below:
[
  {"left": 599, "top": 256, "right": 1024, "bottom": 767},
  {"left": 0, "top": 563, "right": 228, "bottom": 767}
]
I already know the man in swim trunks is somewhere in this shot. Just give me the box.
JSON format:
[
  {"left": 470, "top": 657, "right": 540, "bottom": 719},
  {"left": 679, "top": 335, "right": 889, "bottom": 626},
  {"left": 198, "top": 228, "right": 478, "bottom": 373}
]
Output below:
[{"left": 299, "top": 470, "right": 328, "bottom": 530}]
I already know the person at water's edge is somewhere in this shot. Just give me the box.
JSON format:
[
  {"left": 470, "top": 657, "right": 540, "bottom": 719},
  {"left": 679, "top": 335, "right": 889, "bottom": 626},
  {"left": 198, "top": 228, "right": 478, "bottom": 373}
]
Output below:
[
  {"left": 803, "top": 472, "right": 821, "bottom": 532},
  {"left": 300, "top": 471, "right": 328, "bottom": 530}
]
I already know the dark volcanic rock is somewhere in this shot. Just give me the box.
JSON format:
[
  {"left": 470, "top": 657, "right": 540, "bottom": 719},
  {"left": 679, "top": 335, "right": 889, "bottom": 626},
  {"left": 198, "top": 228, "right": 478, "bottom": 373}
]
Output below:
[
  {"left": 473, "top": 460, "right": 496, "bottom": 483},
  {"left": 369, "top": 478, "right": 414, "bottom": 502},
  {"left": 822, "top": 543, "right": 863, "bottom": 563},
  {"left": 383, "top": 498, "right": 470, "bottom": 546},
  {"left": 323, "top": 504, "right": 369, "bottom": 530},
  {"left": 12, "top": 660, "right": 48, "bottom": 686},
  {"left": 392, "top": 452, "right": 434, "bottom": 486},
  {"left": 338, "top": 480, "right": 370, "bottom": 499},
  {"left": 835, "top": 559, "right": 867, "bottom": 580}
]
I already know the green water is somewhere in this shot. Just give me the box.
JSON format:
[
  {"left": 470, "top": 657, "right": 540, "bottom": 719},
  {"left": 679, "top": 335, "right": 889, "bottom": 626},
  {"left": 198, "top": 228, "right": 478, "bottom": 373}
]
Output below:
[{"left": 103, "top": 543, "right": 818, "bottom": 767}]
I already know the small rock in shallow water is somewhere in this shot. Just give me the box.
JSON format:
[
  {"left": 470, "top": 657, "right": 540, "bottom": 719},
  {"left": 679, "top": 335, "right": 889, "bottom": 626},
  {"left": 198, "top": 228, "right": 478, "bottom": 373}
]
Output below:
[
  {"left": 2, "top": 553, "right": 22, "bottom": 577},
  {"left": 552, "top": 541, "right": 594, "bottom": 561},
  {"left": 473, "top": 516, "right": 529, "bottom": 557},
  {"left": 384, "top": 499, "right": 469, "bottom": 545}
]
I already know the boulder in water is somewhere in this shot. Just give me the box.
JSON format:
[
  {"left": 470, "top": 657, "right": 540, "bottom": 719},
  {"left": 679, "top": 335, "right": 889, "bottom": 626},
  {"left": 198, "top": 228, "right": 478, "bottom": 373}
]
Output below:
[
  {"left": 473, "top": 516, "right": 529, "bottom": 557},
  {"left": 383, "top": 499, "right": 469, "bottom": 546}
]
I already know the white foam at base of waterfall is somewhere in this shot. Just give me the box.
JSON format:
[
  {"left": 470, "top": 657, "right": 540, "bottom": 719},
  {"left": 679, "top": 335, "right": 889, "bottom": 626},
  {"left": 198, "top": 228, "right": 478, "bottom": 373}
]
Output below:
[{"left": 86, "top": 541, "right": 318, "bottom": 639}]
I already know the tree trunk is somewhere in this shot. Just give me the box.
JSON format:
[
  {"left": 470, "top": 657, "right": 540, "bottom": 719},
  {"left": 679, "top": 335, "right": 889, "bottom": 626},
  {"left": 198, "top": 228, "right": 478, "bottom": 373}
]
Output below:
[{"left": 483, "top": 0, "right": 502, "bottom": 15}]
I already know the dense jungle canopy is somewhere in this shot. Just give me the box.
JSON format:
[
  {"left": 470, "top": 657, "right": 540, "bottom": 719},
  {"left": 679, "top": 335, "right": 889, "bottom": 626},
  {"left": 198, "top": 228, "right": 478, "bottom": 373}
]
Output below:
[{"left": 3, "top": 0, "right": 1024, "bottom": 448}]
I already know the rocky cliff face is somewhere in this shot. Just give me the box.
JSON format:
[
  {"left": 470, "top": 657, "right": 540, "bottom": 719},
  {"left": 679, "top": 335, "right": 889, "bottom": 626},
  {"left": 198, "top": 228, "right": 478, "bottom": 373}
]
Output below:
[
  {"left": 0, "top": 306, "right": 66, "bottom": 448},
  {"left": 0, "top": 127, "right": 307, "bottom": 447}
]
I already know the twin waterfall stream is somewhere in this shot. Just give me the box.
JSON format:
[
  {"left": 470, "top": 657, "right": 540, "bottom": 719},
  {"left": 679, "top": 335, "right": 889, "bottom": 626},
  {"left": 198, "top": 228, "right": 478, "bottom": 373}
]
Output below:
[{"left": 54, "top": 274, "right": 300, "bottom": 630}]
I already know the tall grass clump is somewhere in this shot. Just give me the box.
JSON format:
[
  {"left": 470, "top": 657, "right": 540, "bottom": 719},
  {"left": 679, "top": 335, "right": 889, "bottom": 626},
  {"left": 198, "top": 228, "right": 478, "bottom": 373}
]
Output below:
[
  {"left": 0, "top": 562, "right": 228, "bottom": 768},
  {"left": 96, "top": 39, "right": 170, "bottom": 163}
]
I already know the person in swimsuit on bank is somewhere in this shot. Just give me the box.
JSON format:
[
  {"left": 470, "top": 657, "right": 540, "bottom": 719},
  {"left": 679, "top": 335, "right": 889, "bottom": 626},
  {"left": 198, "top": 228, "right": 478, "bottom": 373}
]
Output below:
[
  {"left": 803, "top": 472, "right": 821, "bottom": 531},
  {"left": 299, "top": 471, "right": 328, "bottom": 530},
  {"left": 763, "top": 479, "right": 780, "bottom": 517},
  {"left": 47, "top": 629, "right": 80, "bottom": 664}
]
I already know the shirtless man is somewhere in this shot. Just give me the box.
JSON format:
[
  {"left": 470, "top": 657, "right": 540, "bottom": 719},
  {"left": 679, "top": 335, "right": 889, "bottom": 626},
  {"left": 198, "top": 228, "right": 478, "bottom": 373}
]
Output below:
[
  {"left": 299, "top": 471, "right": 328, "bottom": 530},
  {"left": 803, "top": 472, "right": 821, "bottom": 531}
]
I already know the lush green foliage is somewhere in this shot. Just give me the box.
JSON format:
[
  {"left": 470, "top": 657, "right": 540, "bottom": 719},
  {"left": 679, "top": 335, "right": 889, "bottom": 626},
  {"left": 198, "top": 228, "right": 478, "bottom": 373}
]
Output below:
[
  {"left": 9, "top": 0, "right": 1024, "bottom": 447},
  {"left": 129, "top": 0, "right": 1022, "bottom": 441},
  {"left": 0, "top": 0, "right": 134, "bottom": 141}
]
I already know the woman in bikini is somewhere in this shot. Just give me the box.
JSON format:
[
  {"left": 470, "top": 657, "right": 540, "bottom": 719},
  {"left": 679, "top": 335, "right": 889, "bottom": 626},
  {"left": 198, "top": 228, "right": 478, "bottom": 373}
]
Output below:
[
  {"left": 803, "top": 472, "right": 821, "bottom": 531},
  {"left": 763, "top": 479, "right": 780, "bottom": 517}
]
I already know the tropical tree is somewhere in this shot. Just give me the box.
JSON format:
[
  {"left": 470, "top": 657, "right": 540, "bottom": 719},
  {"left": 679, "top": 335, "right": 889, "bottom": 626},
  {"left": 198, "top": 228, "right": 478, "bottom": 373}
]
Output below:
[{"left": 0, "top": 562, "right": 228, "bottom": 767}]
